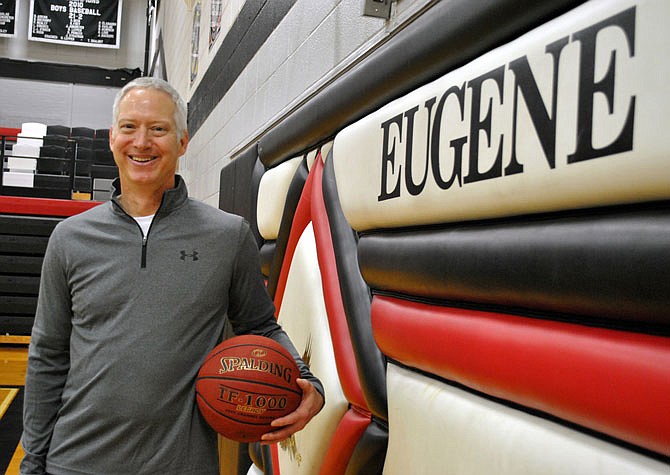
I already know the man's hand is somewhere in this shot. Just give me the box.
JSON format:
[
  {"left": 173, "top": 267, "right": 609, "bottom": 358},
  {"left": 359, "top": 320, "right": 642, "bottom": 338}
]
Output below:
[{"left": 260, "top": 379, "right": 324, "bottom": 444}]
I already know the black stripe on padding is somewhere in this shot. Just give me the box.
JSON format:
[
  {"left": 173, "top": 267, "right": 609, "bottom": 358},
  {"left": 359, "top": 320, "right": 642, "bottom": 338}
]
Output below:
[
  {"left": 322, "top": 151, "right": 388, "bottom": 420},
  {"left": 344, "top": 419, "right": 388, "bottom": 475},
  {"left": 219, "top": 143, "right": 265, "bottom": 247},
  {"left": 259, "top": 241, "right": 276, "bottom": 279},
  {"left": 358, "top": 201, "right": 670, "bottom": 330}
]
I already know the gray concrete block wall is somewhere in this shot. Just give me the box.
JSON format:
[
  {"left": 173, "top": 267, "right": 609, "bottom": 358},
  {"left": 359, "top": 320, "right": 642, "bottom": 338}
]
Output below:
[
  {"left": 0, "top": 78, "right": 118, "bottom": 130},
  {"left": 162, "top": 0, "right": 432, "bottom": 207}
]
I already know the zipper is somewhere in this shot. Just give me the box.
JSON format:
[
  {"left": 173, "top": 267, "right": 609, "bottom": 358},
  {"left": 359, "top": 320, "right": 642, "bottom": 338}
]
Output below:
[
  {"left": 139, "top": 206, "right": 162, "bottom": 268},
  {"left": 141, "top": 236, "right": 148, "bottom": 268},
  {"left": 112, "top": 197, "right": 164, "bottom": 269}
]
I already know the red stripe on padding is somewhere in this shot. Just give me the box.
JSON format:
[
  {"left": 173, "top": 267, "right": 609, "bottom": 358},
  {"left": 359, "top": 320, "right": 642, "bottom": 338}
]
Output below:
[
  {"left": 0, "top": 196, "right": 101, "bottom": 216},
  {"left": 311, "top": 155, "right": 368, "bottom": 410},
  {"left": 372, "top": 295, "right": 670, "bottom": 456},
  {"left": 318, "top": 408, "right": 371, "bottom": 475},
  {"left": 271, "top": 442, "right": 280, "bottom": 475},
  {"left": 272, "top": 161, "right": 315, "bottom": 314}
]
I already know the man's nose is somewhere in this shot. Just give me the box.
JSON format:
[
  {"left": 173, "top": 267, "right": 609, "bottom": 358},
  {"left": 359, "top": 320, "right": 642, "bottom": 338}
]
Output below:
[{"left": 133, "top": 128, "right": 151, "bottom": 147}]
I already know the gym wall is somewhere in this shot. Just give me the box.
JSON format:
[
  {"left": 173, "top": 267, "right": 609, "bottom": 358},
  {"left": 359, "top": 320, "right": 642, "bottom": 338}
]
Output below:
[{"left": 0, "top": 0, "right": 146, "bottom": 129}]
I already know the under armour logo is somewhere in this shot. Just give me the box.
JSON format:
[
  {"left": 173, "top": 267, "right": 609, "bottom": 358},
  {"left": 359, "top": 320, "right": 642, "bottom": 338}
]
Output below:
[{"left": 180, "top": 250, "right": 199, "bottom": 261}]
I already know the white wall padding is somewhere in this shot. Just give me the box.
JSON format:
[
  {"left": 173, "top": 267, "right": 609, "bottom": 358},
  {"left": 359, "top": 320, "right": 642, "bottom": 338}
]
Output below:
[
  {"left": 333, "top": 0, "right": 670, "bottom": 231},
  {"left": 319, "top": 142, "right": 333, "bottom": 163},
  {"left": 306, "top": 149, "right": 319, "bottom": 171},
  {"left": 257, "top": 155, "right": 303, "bottom": 240},
  {"left": 276, "top": 223, "right": 348, "bottom": 474},
  {"left": 383, "top": 364, "right": 670, "bottom": 475}
]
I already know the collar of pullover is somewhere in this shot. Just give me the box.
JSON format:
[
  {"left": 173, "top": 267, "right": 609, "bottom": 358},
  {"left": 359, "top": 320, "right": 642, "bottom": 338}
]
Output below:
[{"left": 110, "top": 175, "right": 189, "bottom": 218}]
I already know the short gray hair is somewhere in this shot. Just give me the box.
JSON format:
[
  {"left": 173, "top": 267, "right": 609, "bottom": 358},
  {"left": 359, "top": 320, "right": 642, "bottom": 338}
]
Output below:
[{"left": 112, "top": 77, "right": 188, "bottom": 140}]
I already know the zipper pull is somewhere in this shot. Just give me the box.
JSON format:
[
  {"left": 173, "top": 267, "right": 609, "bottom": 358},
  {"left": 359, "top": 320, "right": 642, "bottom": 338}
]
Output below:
[{"left": 141, "top": 236, "right": 148, "bottom": 268}]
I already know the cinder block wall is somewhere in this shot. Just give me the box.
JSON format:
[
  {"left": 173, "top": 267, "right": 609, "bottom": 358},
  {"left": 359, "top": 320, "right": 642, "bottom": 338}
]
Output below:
[{"left": 160, "top": 0, "right": 432, "bottom": 207}]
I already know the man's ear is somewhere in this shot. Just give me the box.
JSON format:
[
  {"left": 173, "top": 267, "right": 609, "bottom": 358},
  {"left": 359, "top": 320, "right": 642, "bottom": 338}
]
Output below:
[{"left": 179, "top": 131, "right": 189, "bottom": 155}]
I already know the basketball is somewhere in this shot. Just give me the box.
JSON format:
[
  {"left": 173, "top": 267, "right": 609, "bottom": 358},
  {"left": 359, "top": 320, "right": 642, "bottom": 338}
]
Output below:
[{"left": 195, "top": 335, "right": 303, "bottom": 442}]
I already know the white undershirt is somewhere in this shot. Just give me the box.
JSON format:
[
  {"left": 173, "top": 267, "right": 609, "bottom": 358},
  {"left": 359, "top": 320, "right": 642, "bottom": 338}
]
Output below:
[{"left": 133, "top": 214, "right": 155, "bottom": 238}]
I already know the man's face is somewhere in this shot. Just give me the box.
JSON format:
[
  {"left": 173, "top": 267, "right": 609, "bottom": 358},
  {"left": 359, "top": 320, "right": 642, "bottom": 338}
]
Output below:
[{"left": 109, "top": 88, "right": 188, "bottom": 194}]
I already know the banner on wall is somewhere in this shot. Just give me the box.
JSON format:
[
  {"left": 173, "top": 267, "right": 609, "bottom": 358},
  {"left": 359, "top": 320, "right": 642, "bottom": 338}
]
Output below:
[
  {"left": 28, "top": 0, "right": 122, "bottom": 48},
  {"left": 0, "top": 0, "right": 17, "bottom": 37},
  {"left": 147, "top": 0, "right": 167, "bottom": 80},
  {"left": 190, "top": 0, "right": 201, "bottom": 85},
  {"left": 209, "top": 0, "right": 222, "bottom": 49}
]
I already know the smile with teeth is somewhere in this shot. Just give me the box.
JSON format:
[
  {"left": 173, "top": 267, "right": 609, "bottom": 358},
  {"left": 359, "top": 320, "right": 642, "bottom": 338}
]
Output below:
[{"left": 129, "top": 155, "right": 157, "bottom": 163}]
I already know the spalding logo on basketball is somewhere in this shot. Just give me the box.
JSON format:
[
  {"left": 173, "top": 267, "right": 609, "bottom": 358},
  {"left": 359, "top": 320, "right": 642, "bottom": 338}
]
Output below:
[{"left": 196, "top": 335, "right": 302, "bottom": 442}]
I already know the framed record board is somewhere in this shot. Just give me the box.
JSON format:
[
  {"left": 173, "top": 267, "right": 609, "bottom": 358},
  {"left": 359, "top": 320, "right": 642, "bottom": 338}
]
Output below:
[
  {"left": 29, "top": 0, "right": 122, "bottom": 48},
  {"left": 0, "top": 0, "right": 17, "bottom": 38}
]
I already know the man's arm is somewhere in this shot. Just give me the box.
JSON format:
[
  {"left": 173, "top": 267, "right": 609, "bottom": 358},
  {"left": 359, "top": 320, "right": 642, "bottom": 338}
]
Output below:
[
  {"left": 21, "top": 230, "right": 72, "bottom": 474},
  {"left": 227, "top": 221, "right": 325, "bottom": 439}
]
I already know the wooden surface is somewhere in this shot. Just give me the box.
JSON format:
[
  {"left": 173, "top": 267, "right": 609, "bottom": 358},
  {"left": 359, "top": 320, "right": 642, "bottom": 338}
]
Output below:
[
  {"left": 0, "top": 345, "right": 27, "bottom": 387},
  {"left": 0, "top": 336, "right": 30, "bottom": 345},
  {"left": 5, "top": 445, "right": 23, "bottom": 474},
  {"left": 1, "top": 344, "right": 28, "bottom": 474}
]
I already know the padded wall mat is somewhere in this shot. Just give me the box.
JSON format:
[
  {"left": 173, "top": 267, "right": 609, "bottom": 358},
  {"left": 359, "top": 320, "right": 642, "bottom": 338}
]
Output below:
[
  {"left": 373, "top": 295, "right": 670, "bottom": 457},
  {"left": 384, "top": 365, "right": 670, "bottom": 474},
  {"left": 359, "top": 202, "right": 670, "bottom": 328},
  {"left": 322, "top": 153, "right": 387, "bottom": 420},
  {"left": 333, "top": 0, "right": 670, "bottom": 231},
  {"left": 266, "top": 159, "right": 308, "bottom": 299},
  {"left": 218, "top": 144, "right": 264, "bottom": 247}
]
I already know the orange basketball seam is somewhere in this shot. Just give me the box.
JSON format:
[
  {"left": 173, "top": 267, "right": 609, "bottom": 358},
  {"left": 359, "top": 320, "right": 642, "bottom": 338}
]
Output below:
[{"left": 204, "top": 342, "right": 297, "bottom": 365}]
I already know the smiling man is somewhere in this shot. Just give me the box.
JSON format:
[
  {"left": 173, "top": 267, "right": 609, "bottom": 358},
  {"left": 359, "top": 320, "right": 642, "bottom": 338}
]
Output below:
[
  {"left": 20, "top": 77, "right": 324, "bottom": 475},
  {"left": 109, "top": 83, "right": 188, "bottom": 218}
]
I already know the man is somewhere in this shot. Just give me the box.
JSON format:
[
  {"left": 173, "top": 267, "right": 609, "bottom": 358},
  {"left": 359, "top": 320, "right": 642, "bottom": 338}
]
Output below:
[{"left": 21, "top": 77, "right": 324, "bottom": 474}]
